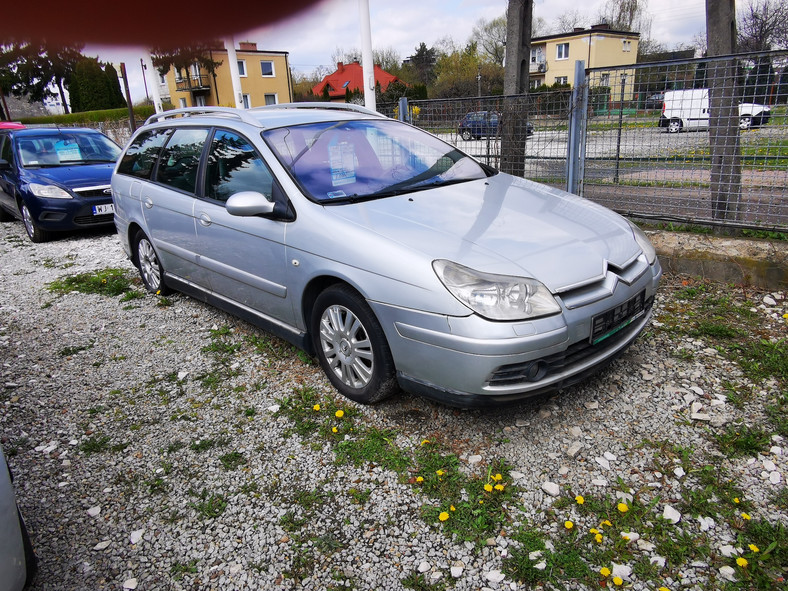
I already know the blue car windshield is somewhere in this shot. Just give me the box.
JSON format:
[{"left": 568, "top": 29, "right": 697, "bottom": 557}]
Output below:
[
  {"left": 17, "top": 132, "right": 121, "bottom": 168},
  {"left": 263, "top": 119, "right": 491, "bottom": 203}
]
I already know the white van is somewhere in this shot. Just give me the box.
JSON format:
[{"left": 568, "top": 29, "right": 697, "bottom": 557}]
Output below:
[{"left": 658, "top": 88, "right": 771, "bottom": 133}]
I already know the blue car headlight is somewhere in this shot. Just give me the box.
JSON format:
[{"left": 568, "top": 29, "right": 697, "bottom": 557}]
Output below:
[{"left": 28, "top": 183, "right": 72, "bottom": 199}]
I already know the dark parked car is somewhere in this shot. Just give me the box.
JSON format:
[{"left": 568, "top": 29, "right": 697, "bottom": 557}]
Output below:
[
  {"left": 458, "top": 111, "right": 533, "bottom": 140},
  {"left": 1, "top": 445, "right": 36, "bottom": 591},
  {"left": 0, "top": 127, "right": 121, "bottom": 242},
  {"left": 644, "top": 92, "right": 665, "bottom": 110}
]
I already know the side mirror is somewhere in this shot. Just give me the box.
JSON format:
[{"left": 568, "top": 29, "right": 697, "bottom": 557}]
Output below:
[{"left": 225, "top": 191, "right": 275, "bottom": 217}]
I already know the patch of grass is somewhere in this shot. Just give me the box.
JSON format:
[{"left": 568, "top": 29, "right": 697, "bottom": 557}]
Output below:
[
  {"left": 347, "top": 487, "right": 371, "bottom": 505},
  {"left": 58, "top": 341, "right": 95, "bottom": 357},
  {"left": 219, "top": 451, "right": 245, "bottom": 471},
  {"left": 714, "top": 423, "right": 772, "bottom": 458},
  {"left": 279, "top": 510, "right": 308, "bottom": 531},
  {"left": 189, "top": 489, "right": 228, "bottom": 518},
  {"left": 734, "top": 339, "right": 788, "bottom": 385},
  {"left": 80, "top": 435, "right": 111, "bottom": 454},
  {"left": 47, "top": 268, "right": 133, "bottom": 297},
  {"left": 335, "top": 427, "right": 411, "bottom": 473},
  {"left": 170, "top": 560, "right": 198, "bottom": 581},
  {"left": 401, "top": 572, "right": 446, "bottom": 591},
  {"left": 190, "top": 437, "right": 229, "bottom": 452}
]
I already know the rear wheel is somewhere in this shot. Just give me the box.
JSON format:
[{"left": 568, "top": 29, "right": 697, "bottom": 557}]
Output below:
[
  {"left": 667, "top": 119, "right": 682, "bottom": 134},
  {"left": 311, "top": 284, "right": 397, "bottom": 404},
  {"left": 135, "top": 230, "right": 170, "bottom": 294},
  {"left": 21, "top": 203, "right": 52, "bottom": 243},
  {"left": 739, "top": 115, "right": 752, "bottom": 130},
  {"left": 459, "top": 129, "right": 472, "bottom": 141}
]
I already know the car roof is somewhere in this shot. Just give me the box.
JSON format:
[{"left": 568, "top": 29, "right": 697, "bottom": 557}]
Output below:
[
  {"left": 3, "top": 127, "right": 104, "bottom": 137},
  {"left": 142, "top": 103, "right": 386, "bottom": 131}
]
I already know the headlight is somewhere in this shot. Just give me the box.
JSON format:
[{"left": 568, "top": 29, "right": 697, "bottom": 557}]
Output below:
[
  {"left": 28, "top": 183, "right": 72, "bottom": 199},
  {"left": 629, "top": 222, "right": 657, "bottom": 265},
  {"left": 433, "top": 260, "right": 561, "bottom": 321}
]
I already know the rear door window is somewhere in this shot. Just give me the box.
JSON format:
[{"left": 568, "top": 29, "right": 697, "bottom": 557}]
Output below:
[
  {"left": 117, "top": 129, "right": 170, "bottom": 179},
  {"left": 155, "top": 128, "right": 209, "bottom": 194}
]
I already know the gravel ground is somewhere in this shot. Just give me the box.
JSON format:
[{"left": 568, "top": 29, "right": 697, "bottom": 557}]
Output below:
[{"left": 1, "top": 220, "right": 786, "bottom": 591}]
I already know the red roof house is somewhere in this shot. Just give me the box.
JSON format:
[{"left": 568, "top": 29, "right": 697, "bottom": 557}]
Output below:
[{"left": 312, "top": 61, "right": 401, "bottom": 101}]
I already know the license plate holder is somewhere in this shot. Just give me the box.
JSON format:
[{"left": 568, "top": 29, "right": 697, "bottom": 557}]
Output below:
[{"left": 590, "top": 291, "right": 646, "bottom": 345}]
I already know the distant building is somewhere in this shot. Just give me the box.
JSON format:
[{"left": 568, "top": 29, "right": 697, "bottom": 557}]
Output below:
[
  {"left": 529, "top": 23, "right": 639, "bottom": 94},
  {"left": 312, "top": 61, "right": 401, "bottom": 102},
  {"left": 159, "top": 41, "right": 292, "bottom": 109}
]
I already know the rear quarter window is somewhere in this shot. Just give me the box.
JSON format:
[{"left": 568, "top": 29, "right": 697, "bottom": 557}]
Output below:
[{"left": 117, "top": 129, "right": 170, "bottom": 179}]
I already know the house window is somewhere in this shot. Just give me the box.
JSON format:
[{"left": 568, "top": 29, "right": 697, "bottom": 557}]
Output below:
[
  {"left": 260, "top": 61, "right": 275, "bottom": 77},
  {"left": 264, "top": 93, "right": 277, "bottom": 106},
  {"left": 242, "top": 94, "right": 251, "bottom": 109},
  {"left": 600, "top": 73, "right": 610, "bottom": 87},
  {"left": 555, "top": 76, "right": 568, "bottom": 85},
  {"left": 237, "top": 60, "right": 247, "bottom": 77},
  {"left": 530, "top": 48, "right": 538, "bottom": 63},
  {"left": 556, "top": 43, "right": 569, "bottom": 60},
  {"left": 159, "top": 73, "right": 167, "bottom": 85},
  {"left": 190, "top": 63, "right": 200, "bottom": 78},
  {"left": 179, "top": 98, "right": 187, "bottom": 108},
  {"left": 622, "top": 40, "right": 632, "bottom": 52},
  {"left": 529, "top": 79, "right": 540, "bottom": 90},
  {"left": 195, "top": 95, "right": 206, "bottom": 107}
]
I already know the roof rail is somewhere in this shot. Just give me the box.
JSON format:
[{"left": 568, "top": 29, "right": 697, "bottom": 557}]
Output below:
[
  {"left": 144, "top": 107, "right": 263, "bottom": 127},
  {"left": 252, "top": 102, "right": 385, "bottom": 118}
]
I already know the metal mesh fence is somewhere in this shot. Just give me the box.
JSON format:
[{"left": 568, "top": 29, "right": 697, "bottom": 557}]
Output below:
[{"left": 388, "top": 50, "right": 788, "bottom": 232}]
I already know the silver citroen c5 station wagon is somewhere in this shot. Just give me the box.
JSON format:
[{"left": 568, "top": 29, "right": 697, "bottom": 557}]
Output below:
[{"left": 111, "top": 104, "right": 661, "bottom": 407}]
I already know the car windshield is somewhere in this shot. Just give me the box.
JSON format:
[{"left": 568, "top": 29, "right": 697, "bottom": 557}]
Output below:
[
  {"left": 17, "top": 132, "right": 121, "bottom": 168},
  {"left": 263, "top": 119, "right": 491, "bottom": 203}
]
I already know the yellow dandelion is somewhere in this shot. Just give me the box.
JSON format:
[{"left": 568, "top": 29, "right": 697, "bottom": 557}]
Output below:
[
  {"left": 421, "top": 439, "right": 430, "bottom": 446},
  {"left": 479, "top": 500, "right": 484, "bottom": 504},
  {"left": 484, "top": 483, "right": 493, "bottom": 492},
  {"left": 416, "top": 476, "right": 424, "bottom": 483},
  {"left": 494, "top": 483, "right": 505, "bottom": 491},
  {"left": 332, "top": 427, "right": 338, "bottom": 433},
  {"left": 748, "top": 544, "right": 759, "bottom": 553},
  {"left": 733, "top": 497, "right": 740, "bottom": 504},
  {"left": 613, "top": 576, "right": 623, "bottom": 586},
  {"left": 595, "top": 533, "right": 603, "bottom": 543},
  {"left": 450, "top": 505, "right": 456, "bottom": 511},
  {"left": 590, "top": 528, "right": 599, "bottom": 534},
  {"left": 617, "top": 502, "right": 629, "bottom": 513},
  {"left": 312, "top": 404, "right": 320, "bottom": 411},
  {"left": 492, "top": 473, "right": 503, "bottom": 481},
  {"left": 658, "top": 587, "right": 671, "bottom": 591},
  {"left": 602, "top": 520, "right": 612, "bottom": 527},
  {"left": 335, "top": 410, "right": 344, "bottom": 418},
  {"left": 741, "top": 512, "right": 751, "bottom": 520},
  {"left": 436, "top": 469, "right": 445, "bottom": 476},
  {"left": 736, "top": 557, "right": 748, "bottom": 568},
  {"left": 600, "top": 567, "right": 611, "bottom": 577},
  {"left": 575, "top": 495, "right": 584, "bottom": 504},
  {"left": 439, "top": 512, "right": 449, "bottom": 522},
  {"left": 564, "top": 520, "right": 574, "bottom": 530}
]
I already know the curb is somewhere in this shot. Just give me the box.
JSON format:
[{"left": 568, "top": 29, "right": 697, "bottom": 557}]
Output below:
[{"left": 646, "top": 231, "right": 788, "bottom": 290}]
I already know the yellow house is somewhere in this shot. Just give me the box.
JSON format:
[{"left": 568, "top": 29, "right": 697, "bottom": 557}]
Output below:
[
  {"left": 529, "top": 23, "right": 639, "bottom": 94},
  {"left": 159, "top": 42, "right": 292, "bottom": 109}
]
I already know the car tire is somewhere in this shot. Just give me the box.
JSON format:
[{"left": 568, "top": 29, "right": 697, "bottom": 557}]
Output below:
[
  {"left": 134, "top": 230, "right": 170, "bottom": 295},
  {"left": 311, "top": 284, "right": 397, "bottom": 404},
  {"left": 667, "top": 119, "right": 682, "bottom": 134},
  {"left": 21, "top": 203, "right": 52, "bottom": 243},
  {"left": 459, "top": 129, "right": 472, "bottom": 141},
  {"left": 739, "top": 116, "right": 752, "bottom": 130},
  {"left": 18, "top": 508, "right": 37, "bottom": 586}
]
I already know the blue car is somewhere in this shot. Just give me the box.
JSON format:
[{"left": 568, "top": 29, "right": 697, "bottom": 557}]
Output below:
[
  {"left": 458, "top": 111, "right": 534, "bottom": 141},
  {"left": 0, "top": 128, "right": 121, "bottom": 242}
]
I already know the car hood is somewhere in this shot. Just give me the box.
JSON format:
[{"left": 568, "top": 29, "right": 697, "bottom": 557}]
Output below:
[
  {"left": 326, "top": 173, "right": 641, "bottom": 293},
  {"left": 23, "top": 163, "right": 115, "bottom": 190}
]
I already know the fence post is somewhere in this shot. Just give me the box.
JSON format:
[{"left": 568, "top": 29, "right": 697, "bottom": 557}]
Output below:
[
  {"left": 614, "top": 73, "right": 627, "bottom": 184},
  {"left": 566, "top": 60, "right": 586, "bottom": 195},
  {"left": 397, "top": 97, "right": 409, "bottom": 122}
]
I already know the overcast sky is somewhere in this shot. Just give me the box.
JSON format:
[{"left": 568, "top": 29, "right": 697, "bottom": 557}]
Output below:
[{"left": 85, "top": 0, "right": 708, "bottom": 104}]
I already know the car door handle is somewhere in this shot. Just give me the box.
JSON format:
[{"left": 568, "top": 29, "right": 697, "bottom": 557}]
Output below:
[
  {"left": 143, "top": 197, "right": 153, "bottom": 209},
  {"left": 199, "top": 213, "right": 212, "bottom": 227}
]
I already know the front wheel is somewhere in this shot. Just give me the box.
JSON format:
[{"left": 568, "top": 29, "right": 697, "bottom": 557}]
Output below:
[
  {"left": 311, "top": 284, "right": 397, "bottom": 404},
  {"left": 135, "top": 230, "right": 170, "bottom": 294},
  {"left": 739, "top": 116, "right": 752, "bottom": 130},
  {"left": 459, "top": 129, "right": 472, "bottom": 141},
  {"left": 667, "top": 119, "right": 682, "bottom": 134},
  {"left": 21, "top": 203, "right": 52, "bottom": 243}
]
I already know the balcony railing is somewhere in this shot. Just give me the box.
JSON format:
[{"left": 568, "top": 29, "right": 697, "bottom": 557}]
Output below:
[
  {"left": 529, "top": 61, "right": 547, "bottom": 74},
  {"left": 175, "top": 75, "right": 210, "bottom": 92}
]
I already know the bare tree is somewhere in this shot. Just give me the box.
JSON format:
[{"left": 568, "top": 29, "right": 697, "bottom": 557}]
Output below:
[
  {"left": 330, "top": 46, "right": 402, "bottom": 72},
  {"left": 531, "top": 16, "right": 550, "bottom": 38},
  {"left": 737, "top": 0, "right": 788, "bottom": 51},
  {"left": 471, "top": 15, "right": 507, "bottom": 66},
  {"left": 554, "top": 10, "right": 587, "bottom": 34}
]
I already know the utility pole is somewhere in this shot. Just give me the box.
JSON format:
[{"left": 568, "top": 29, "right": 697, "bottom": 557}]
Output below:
[
  {"left": 706, "top": 0, "right": 741, "bottom": 227},
  {"left": 140, "top": 59, "right": 150, "bottom": 104},
  {"left": 119, "top": 63, "right": 136, "bottom": 133},
  {"left": 500, "top": 0, "right": 533, "bottom": 176}
]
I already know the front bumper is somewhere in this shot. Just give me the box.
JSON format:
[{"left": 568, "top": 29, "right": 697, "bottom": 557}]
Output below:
[{"left": 372, "top": 258, "right": 662, "bottom": 407}]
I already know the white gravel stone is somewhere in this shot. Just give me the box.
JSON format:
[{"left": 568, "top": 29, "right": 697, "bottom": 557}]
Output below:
[
  {"left": 541, "top": 481, "right": 560, "bottom": 496},
  {"left": 663, "top": 505, "right": 682, "bottom": 523}
]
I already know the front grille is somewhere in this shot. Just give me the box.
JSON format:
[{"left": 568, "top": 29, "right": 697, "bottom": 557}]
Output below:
[
  {"left": 74, "top": 185, "right": 112, "bottom": 198},
  {"left": 488, "top": 295, "right": 654, "bottom": 388},
  {"left": 74, "top": 213, "right": 114, "bottom": 226}
]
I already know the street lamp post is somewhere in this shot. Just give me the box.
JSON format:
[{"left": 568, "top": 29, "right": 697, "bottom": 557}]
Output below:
[{"left": 140, "top": 59, "right": 150, "bottom": 104}]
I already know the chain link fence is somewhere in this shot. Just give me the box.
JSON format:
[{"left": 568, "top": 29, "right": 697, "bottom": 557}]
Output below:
[{"left": 388, "top": 50, "right": 788, "bottom": 233}]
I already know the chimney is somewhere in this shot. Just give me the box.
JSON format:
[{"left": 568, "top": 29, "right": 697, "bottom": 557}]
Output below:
[
  {"left": 239, "top": 41, "right": 257, "bottom": 51},
  {"left": 591, "top": 23, "right": 611, "bottom": 30},
  {"left": 573, "top": 27, "right": 584, "bottom": 33},
  {"left": 337, "top": 61, "right": 344, "bottom": 72}
]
